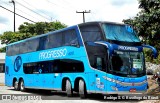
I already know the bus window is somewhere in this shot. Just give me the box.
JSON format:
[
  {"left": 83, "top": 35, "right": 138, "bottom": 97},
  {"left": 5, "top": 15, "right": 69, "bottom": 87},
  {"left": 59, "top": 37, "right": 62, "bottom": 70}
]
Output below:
[
  {"left": 19, "top": 42, "right": 27, "bottom": 54},
  {"left": 79, "top": 25, "right": 103, "bottom": 42},
  {"left": 95, "top": 56, "right": 106, "bottom": 72},
  {"left": 28, "top": 38, "right": 39, "bottom": 52},
  {"left": 85, "top": 43, "right": 108, "bottom": 72},
  {"left": 63, "top": 30, "right": 79, "bottom": 47},
  {"left": 47, "top": 32, "right": 63, "bottom": 49},
  {"left": 8, "top": 44, "right": 20, "bottom": 56},
  {"left": 96, "top": 57, "right": 102, "bottom": 70}
]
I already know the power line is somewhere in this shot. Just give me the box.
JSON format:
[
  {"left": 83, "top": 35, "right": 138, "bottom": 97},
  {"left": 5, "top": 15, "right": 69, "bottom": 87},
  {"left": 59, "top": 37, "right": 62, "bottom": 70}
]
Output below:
[
  {"left": 20, "top": 0, "right": 53, "bottom": 21},
  {"left": 46, "top": 0, "right": 75, "bottom": 13},
  {"left": 15, "top": 0, "right": 50, "bottom": 21},
  {"left": 0, "top": 0, "right": 41, "bottom": 22},
  {"left": 76, "top": 10, "right": 91, "bottom": 23},
  {"left": 60, "top": 0, "right": 77, "bottom": 10},
  {"left": 0, "top": 5, "right": 36, "bottom": 23}
]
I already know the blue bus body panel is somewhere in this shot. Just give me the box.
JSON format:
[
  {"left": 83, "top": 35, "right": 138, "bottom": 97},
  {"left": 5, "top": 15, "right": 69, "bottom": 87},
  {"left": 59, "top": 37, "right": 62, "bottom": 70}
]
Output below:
[
  {"left": 105, "top": 74, "right": 147, "bottom": 92},
  {"left": 5, "top": 23, "right": 153, "bottom": 94}
]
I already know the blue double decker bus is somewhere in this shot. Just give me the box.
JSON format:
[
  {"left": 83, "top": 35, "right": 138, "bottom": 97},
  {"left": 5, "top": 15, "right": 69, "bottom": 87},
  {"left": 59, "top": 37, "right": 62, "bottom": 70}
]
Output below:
[{"left": 5, "top": 21, "right": 157, "bottom": 98}]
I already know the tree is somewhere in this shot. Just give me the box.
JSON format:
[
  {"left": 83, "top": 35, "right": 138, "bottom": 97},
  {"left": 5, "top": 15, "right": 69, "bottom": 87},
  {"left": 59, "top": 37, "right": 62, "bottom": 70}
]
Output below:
[
  {"left": 123, "top": 0, "right": 160, "bottom": 64},
  {"left": 0, "top": 31, "right": 32, "bottom": 45},
  {"left": 18, "top": 21, "right": 67, "bottom": 35},
  {"left": 0, "top": 21, "right": 67, "bottom": 45}
]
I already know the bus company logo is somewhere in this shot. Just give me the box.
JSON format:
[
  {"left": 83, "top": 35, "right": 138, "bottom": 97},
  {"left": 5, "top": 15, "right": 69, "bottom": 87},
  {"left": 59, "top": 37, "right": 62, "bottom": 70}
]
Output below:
[
  {"left": 118, "top": 46, "right": 138, "bottom": 51},
  {"left": 39, "top": 48, "right": 67, "bottom": 60},
  {"left": 14, "top": 56, "right": 22, "bottom": 72}
]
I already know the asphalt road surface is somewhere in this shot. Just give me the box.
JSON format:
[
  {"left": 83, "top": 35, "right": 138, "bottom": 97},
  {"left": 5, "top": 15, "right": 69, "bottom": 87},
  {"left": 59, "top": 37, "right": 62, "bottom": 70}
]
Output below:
[{"left": 1, "top": 86, "right": 158, "bottom": 103}]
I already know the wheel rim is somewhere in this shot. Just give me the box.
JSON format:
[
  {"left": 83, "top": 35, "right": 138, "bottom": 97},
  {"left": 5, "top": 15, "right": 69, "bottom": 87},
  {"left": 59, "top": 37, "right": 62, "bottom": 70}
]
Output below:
[
  {"left": 79, "top": 80, "right": 86, "bottom": 98},
  {"left": 80, "top": 80, "right": 84, "bottom": 93},
  {"left": 66, "top": 80, "right": 72, "bottom": 96},
  {"left": 66, "top": 80, "right": 71, "bottom": 92},
  {"left": 14, "top": 81, "right": 18, "bottom": 90},
  {"left": 20, "top": 81, "right": 24, "bottom": 90}
]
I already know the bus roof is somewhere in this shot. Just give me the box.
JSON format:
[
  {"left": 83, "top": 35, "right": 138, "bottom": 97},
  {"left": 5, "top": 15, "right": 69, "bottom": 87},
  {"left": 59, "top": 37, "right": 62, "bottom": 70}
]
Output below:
[
  {"left": 6, "top": 21, "right": 127, "bottom": 47},
  {"left": 78, "top": 21, "right": 126, "bottom": 26}
]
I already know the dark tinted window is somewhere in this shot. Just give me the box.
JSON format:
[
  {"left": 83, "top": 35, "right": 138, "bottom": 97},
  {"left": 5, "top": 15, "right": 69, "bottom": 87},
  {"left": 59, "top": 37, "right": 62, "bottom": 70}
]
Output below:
[
  {"left": 23, "top": 59, "right": 84, "bottom": 74},
  {"left": 6, "top": 46, "right": 12, "bottom": 56},
  {"left": 38, "top": 36, "right": 47, "bottom": 50},
  {"left": 47, "top": 32, "right": 63, "bottom": 49},
  {"left": 80, "top": 25, "right": 103, "bottom": 42},
  {"left": 28, "top": 38, "right": 39, "bottom": 52},
  {"left": 85, "top": 44, "right": 108, "bottom": 72},
  {"left": 64, "top": 30, "right": 78, "bottom": 46},
  {"left": 19, "top": 42, "right": 27, "bottom": 54},
  {"left": 7, "top": 44, "right": 20, "bottom": 56},
  {"left": 6, "top": 29, "right": 79, "bottom": 56}
]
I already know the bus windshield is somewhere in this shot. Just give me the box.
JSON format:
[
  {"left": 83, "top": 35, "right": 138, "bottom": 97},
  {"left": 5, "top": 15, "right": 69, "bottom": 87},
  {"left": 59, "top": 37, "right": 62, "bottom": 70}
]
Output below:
[
  {"left": 102, "top": 23, "right": 140, "bottom": 42},
  {"left": 110, "top": 51, "right": 145, "bottom": 77}
]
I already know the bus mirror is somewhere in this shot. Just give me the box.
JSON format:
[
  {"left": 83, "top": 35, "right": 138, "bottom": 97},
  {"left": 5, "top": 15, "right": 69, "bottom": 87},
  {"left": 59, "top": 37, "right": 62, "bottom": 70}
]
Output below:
[{"left": 143, "top": 45, "right": 158, "bottom": 59}]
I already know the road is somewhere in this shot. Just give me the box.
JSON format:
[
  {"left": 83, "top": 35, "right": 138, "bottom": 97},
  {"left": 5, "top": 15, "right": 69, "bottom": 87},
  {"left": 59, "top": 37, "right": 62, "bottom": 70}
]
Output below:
[{"left": 0, "top": 86, "right": 159, "bottom": 103}]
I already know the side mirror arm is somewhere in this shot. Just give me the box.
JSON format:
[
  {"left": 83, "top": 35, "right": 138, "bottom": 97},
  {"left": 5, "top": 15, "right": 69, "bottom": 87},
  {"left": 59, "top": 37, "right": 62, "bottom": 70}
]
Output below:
[{"left": 143, "top": 45, "right": 158, "bottom": 59}]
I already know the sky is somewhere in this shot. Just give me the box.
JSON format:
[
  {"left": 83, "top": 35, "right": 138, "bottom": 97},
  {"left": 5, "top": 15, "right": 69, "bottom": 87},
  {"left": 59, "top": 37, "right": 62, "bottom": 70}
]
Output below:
[{"left": 0, "top": 0, "right": 140, "bottom": 47}]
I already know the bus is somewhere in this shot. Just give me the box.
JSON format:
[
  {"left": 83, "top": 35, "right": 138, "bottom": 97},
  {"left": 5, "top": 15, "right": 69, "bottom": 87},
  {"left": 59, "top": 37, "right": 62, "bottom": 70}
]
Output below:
[{"left": 5, "top": 21, "right": 157, "bottom": 98}]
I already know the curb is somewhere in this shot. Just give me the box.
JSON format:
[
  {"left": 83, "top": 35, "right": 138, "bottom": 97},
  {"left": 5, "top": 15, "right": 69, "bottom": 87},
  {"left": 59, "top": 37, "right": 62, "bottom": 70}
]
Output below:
[{"left": 0, "top": 83, "right": 5, "bottom": 86}]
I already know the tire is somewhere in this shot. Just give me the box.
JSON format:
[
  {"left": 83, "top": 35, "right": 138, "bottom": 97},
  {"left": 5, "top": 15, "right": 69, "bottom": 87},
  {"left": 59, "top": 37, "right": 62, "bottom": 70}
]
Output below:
[
  {"left": 19, "top": 79, "right": 26, "bottom": 92},
  {"left": 79, "top": 79, "right": 87, "bottom": 98},
  {"left": 66, "top": 79, "right": 73, "bottom": 97},
  {"left": 13, "top": 80, "right": 19, "bottom": 91}
]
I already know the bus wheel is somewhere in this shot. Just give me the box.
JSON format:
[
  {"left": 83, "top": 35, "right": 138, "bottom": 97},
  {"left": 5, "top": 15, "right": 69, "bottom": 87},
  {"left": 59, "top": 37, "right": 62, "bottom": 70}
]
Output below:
[
  {"left": 66, "top": 79, "right": 73, "bottom": 97},
  {"left": 20, "top": 79, "right": 26, "bottom": 92},
  {"left": 14, "top": 81, "right": 19, "bottom": 91},
  {"left": 79, "top": 79, "right": 87, "bottom": 98}
]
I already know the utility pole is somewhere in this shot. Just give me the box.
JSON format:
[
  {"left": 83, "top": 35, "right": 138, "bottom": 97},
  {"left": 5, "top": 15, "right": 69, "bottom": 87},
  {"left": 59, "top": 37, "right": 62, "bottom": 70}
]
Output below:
[
  {"left": 76, "top": 10, "right": 91, "bottom": 23},
  {"left": 9, "top": 0, "right": 15, "bottom": 32}
]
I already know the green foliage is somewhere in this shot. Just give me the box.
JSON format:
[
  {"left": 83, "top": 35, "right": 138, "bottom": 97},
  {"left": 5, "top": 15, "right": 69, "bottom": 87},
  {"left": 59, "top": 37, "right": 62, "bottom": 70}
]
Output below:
[
  {"left": 0, "top": 21, "right": 67, "bottom": 52},
  {"left": 0, "top": 47, "right": 6, "bottom": 52},
  {"left": 123, "top": 0, "right": 160, "bottom": 64},
  {"left": 18, "top": 21, "right": 67, "bottom": 35},
  {"left": 0, "top": 31, "right": 33, "bottom": 45}
]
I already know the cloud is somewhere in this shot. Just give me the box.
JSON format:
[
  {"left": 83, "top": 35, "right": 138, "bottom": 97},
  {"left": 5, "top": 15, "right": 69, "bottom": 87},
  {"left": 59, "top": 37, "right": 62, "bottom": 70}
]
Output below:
[
  {"left": 34, "top": 9, "right": 58, "bottom": 21},
  {"left": 0, "top": 0, "right": 140, "bottom": 34},
  {"left": 110, "top": 0, "right": 136, "bottom": 7},
  {"left": 0, "top": 16, "right": 9, "bottom": 24}
]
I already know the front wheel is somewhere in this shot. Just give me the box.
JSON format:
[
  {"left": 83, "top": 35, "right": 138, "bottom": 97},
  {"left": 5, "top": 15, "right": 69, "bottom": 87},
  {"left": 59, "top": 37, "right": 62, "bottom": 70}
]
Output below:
[
  {"left": 66, "top": 79, "right": 73, "bottom": 97},
  {"left": 19, "top": 79, "right": 26, "bottom": 92},
  {"left": 79, "top": 79, "right": 87, "bottom": 98}
]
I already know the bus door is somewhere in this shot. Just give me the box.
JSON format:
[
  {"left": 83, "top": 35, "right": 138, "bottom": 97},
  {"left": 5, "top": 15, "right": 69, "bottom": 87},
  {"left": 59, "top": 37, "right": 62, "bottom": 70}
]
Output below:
[
  {"left": 85, "top": 43, "right": 108, "bottom": 93},
  {"left": 43, "top": 74, "right": 55, "bottom": 89},
  {"left": 5, "top": 57, "right": 14, "bottom": 86},
  {"left": 38, "top": 62, "right": 54, "bottom": 89},
  {"left": 5, "top": 65, "right": 10, "bottom": 85},
  {"left": 52, "top": 60, "right": 62, "bottom": 89},
  {"left": 94, "top": 55, "right": 107, "bottom": 93},
  {"left": 43, "top": 61, "right": 60, "bottom": 89}
]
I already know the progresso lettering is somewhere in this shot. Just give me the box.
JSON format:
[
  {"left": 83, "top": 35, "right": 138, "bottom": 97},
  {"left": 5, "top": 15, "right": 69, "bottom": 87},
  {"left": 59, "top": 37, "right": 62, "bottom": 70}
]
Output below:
[
  {"left": 39, "top": 48, "right": 67, "bottom": 59},
  {"left": 118, "top": 46, "right": 138, "bottom": 51}
]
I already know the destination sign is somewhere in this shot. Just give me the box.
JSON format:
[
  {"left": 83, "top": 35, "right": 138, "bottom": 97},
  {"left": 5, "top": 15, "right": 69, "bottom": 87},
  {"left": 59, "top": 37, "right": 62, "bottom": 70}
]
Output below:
[{"left": 118, "top": 46, "right": 138, "bottom": 51}]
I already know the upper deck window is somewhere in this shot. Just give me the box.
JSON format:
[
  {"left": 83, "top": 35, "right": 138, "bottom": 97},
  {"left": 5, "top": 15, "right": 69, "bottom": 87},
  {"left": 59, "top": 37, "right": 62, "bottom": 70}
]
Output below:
[
  {"left": 102, "top": 23, "right": 140, "bottom": 42},
  {"left": 6, "top": 29, "right": 79, "bottom": 56},
  {"left": 79, "top": 25, "right": 103, "bottom": 42}
]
